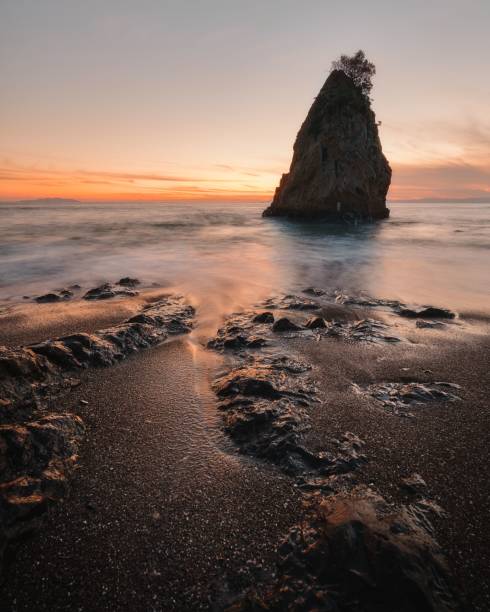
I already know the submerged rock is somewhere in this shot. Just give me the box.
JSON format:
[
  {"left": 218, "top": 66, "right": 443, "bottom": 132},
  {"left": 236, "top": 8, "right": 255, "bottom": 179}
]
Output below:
[
  {"left": 334, "top": 290, "right": 403, "bottom": 309},
  {"left": 83, "top": 282, "right": 139, "bottom": 300},
  {"left": 416, "top": 320, "right": 447, "bottom": 329},
  {"left": 398, "top": 306, "right": 456, "bottom": 319},
  {"left": 263, "top": 69, "right": 391, "bottom": 220},
  {"left": 272, "top": 294, "right": 320, "bottom": 311},
  {"left": 34, "top": 288, "right": 76, "bottom": 303},
  {"left": 35, "top": 293, "right": 63, "bottom": 303},
  {"left": 83, "top": 283, "right": 116, "bottom": 300},
  {"left": 354, "top": 381, "right": 462, "bottom": 416},
  {"left": 303, "top": 287, "right": 326, "bottom": 296},
  {"left": 325, "top": 318, "right": 402, "bottom": 343},
  {"left": 117, "top": 277, "right": 140, "bottom": 287}
]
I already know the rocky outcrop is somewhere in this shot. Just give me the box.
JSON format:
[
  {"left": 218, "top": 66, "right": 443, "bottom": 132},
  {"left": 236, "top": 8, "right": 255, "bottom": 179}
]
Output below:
[
  {"left": 0, "top": 414, "right": 85, "bottom": 572},
  {"left": 227, "top": 487, "right": 460, "bottom": 611},
  {"left": 208, "top": 290, "right": 464, "bottom": 610},
  {"left": 0, "top": 296, "right": 194, "bottom": 409},
  {"left": 263, "top": 70, "right": 391, "bottom": 220},
  {"left": 353, "top": 381, "right": 462, "bottom": 416},
  {"left": 0, "top": 295, "right": 194, "bottom": 572}
]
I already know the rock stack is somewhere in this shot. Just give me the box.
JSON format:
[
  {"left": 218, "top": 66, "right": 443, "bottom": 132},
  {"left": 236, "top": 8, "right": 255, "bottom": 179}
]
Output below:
[{"left": 263, "top": 69, "right": 391, "bottom": 220}]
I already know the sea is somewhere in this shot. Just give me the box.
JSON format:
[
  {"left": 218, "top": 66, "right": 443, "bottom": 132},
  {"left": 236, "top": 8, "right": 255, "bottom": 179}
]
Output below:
[{"left": 1, "top": 201, "right": 489, "bottom": 323}]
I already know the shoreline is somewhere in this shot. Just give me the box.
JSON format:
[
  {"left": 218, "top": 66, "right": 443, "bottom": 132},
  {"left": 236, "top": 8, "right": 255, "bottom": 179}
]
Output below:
[{"left": 0, "top": 289, "right": 489, "bottom": 610}]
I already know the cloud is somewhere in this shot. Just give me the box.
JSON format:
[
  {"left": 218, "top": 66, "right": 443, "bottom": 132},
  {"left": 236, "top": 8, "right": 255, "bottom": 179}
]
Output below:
[
  {"left": 390, "top": 160, "right": 490, "bottom": 201},
  {"left": 384, "top": 118, "right": 490, "bottom": 166},
  {"left": 0, "top": 161, "right": 274, "bottom": 201},
  {"left": 0, "top": 164, "right": 240, "bottom": 185},
  {"left": 2, "top": 152, "right": 489, "bottom": 203}
]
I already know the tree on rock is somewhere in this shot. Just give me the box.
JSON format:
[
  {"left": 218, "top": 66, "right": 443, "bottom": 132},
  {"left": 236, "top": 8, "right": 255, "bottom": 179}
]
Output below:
[
  {"left": 262, "top": 51, "right": 391, "bottom": 221},
  {"left": 331, "top": 50, "right": 376, "bottom": 98}
]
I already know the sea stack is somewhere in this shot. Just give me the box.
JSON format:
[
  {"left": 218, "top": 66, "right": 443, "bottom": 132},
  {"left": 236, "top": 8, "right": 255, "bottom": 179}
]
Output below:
[{"left": 263, "top": 67, "right": 391, "bottom": 220}]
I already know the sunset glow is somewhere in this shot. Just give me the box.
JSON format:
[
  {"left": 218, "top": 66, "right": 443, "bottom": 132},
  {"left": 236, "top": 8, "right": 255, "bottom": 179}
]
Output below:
[
  {"left": 1, "top": 1, "right": 489, "bottom": 203},
  {"left": 1, "top": 4, "right": 490, "bottom": 609}
]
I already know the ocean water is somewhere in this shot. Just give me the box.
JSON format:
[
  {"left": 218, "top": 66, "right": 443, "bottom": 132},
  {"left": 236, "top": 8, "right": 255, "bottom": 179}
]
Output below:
[{"left": 1, "top": 201, "right": 489, "bottom": 322}]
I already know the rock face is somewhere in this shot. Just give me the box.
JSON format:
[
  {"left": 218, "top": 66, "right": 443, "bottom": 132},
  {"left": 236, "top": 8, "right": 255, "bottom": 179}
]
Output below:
[{"left": 263, "top": 70, "right": 391, "bottom": 220}]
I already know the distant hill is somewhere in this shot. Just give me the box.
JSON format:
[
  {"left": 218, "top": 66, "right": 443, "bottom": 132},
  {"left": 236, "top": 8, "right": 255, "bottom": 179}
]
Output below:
[{"left": 10, "top": 197, "right": 81, "bottom": 204}]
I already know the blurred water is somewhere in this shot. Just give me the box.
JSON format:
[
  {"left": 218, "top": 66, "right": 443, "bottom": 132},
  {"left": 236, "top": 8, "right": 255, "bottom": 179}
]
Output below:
[{"left": 0, "top": 201, "right": 489, "bottom": 319}]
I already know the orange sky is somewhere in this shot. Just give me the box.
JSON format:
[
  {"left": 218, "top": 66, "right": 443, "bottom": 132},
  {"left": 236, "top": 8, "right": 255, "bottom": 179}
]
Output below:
[
  {"left": 1, "top": 158, "right": 489, "bottom": 203},
  {"left": 1, "top": 1, "right": 489, "bottom": 203}
]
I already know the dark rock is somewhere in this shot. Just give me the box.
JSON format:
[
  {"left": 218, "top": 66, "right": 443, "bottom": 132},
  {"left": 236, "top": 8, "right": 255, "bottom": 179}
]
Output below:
[
  {"left": 212, "top": 357, "right": 364, "bottom": 478},
  {"left": 245, "top": 336, "right": 267, "bottom": 349},
  {"left": 252, "top": 312, "right": 274, "bottom": 324},
  {"left": 416, "top": 320, "right": 446, "bottom": 329},
  {"left": 83, "top": 283, "right": 116, "bottom": 300},
  {"left": 35, "top": 289, "right": 74, "bottom": 303},
  {"left": 35, "top": 293, "right": 62, "bottom": 304},
  {"left": 209, "top": 310, "right": 274, "bottom": 351},
  {"left": 30, "top": 341, "right": 83, "bottom": 369},
  {"left": 398, "top": 306, "right": 456, "bottom": 319},
  {"left": 214, "top": 369, "right": 283, "bottom": 400},
  {"left": 281, "top": 295, "right": 319, "bottom": 310},
  {"left": 263, "top": 69, "right": 391, "bottom": 220},
  {"left": 83, "top": 282, "right": 137, "bottom": 300},
  {"left": 401, "top": 472, "right": 428, "bottom": 495},
  {"left": 263, "top": 295, "right": 319, "bottom": 311},
  {"left": 303, "top": 287, "right": 326, "bottom": 296},
  {"left": 354, "top": 381, "right": 462, "bottom": 415},
  {"left": 220, "top": 335, "right": 265, "bottom": 350},
  {"left": 0, "top": 414, "right": 84, "bottom": 484},
  {"left": 259, "top": 355, "right": 311, "bottom": 374},
  {"left": 335, "top": 291, "right": 402, "bottom": 309},
  {"left": 222, "top": 335, "right": 249, "bottom": 350},
  {"left": 305, "top": 316, "right": 326, "bottom": 329},
  {"left": 115, "top": 289, "right": 139, "bottom": 298},
  {"left": 117, "top": 277, "right": 140, "bottom": 287},
  {"left": 272, "top": 318, "right": 301, "bottom": 332},
  {"left": 68, "top": 284, "right": 81, "bottom": 290},
  {"left": 326, "top": 318, "right": 402, "bottom": 343},
  {"left": 230, "top": 487, "right": 460, "bottom": 611},
  {"left": 0, "top": 347, "right": 55, "bottom": 414},
  {"left": 0, "top": 414, "right": 84, "bottom": 572}
]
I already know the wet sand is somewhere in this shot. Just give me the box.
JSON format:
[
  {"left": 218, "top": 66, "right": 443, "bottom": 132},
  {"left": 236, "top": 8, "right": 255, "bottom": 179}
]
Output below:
[
  {"left": 0, "top": 290, "right": 176, "bottom": 347},
  {"left": 0, "top": 297, "right": 489, "bottom": 610},
  {"left": 297, "top": 320, "right": 490, "bottom": 611},
  {"left": 0, "top": 300, "right": 303, "bottom": 611}
]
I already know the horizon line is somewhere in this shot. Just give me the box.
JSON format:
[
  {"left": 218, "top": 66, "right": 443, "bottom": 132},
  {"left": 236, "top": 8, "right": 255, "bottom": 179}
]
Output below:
[{"left": 1, "top": 196, "right": 490, "bottom": 205}]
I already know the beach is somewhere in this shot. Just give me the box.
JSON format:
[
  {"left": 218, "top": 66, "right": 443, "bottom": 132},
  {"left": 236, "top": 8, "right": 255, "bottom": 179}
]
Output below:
[{"left": 0, "top": 201, "right": 489, "bottom": 611}]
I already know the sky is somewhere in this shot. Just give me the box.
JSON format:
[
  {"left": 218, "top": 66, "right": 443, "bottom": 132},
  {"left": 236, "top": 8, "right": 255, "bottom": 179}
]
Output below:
[{"left": 1, "top": 0, "right": 489, "bottom": 202}]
